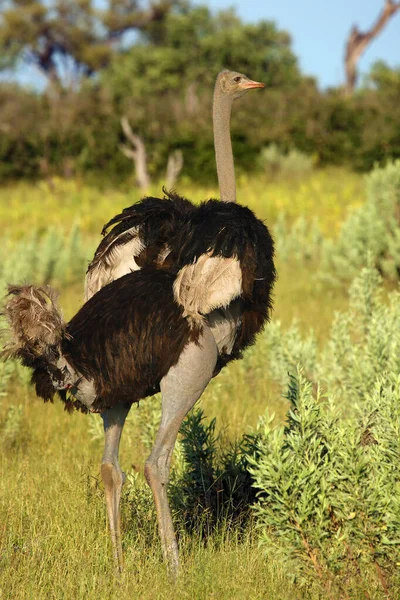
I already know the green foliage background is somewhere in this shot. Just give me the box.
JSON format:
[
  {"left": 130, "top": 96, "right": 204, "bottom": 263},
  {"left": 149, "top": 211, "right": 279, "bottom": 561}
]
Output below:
[{"left": 1, "top": 1, "right": 400, "bottom": 183}]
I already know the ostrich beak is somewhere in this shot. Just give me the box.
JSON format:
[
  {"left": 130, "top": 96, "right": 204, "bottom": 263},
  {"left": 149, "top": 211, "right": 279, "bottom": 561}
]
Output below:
[{"left": 240, "top": 79, "right": 265, "bottom": 90}]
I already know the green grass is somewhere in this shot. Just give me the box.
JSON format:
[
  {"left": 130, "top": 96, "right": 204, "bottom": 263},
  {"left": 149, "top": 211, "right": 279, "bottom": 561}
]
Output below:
[
  {"left": 0, "top": 384, "right": 302, "bottom": 600},
  {"left": 0, "top": 170, "right": 379, "bottom": 599}
]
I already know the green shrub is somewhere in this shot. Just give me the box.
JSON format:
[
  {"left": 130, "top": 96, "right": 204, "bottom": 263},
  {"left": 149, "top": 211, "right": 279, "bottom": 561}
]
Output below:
[
  {"left": 249, "top": 369, "right": 400, "bottom": 597},
  {"left": 169, "top": 409, "right": 258, "bottom": 533},
  {"left": 277, "top": 160, "right": 400, "bottom": 284},
  {"left": 258, "top": 144, "right": 315, "bottom": 178},
  {"left": 321, "top": 160, "right": 400, "bottom": 281},
  {"left": 274, "top": 214, "right": 324, "bottom": 263},
  {"left": 0, "top": 225, "right": 94, "bottom": 296},
  {"left": 319, "top": 263, "right": 400, "bottom": 405},
  {"left": 259, "top": 262, "right": 400, "bottom": 406}
]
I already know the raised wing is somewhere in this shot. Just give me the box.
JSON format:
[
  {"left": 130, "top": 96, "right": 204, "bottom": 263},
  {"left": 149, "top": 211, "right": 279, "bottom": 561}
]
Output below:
[
  {"left": 85, "top": 195, "right": 275, "bottom": 364},
  {"left": 171, "top": 200, "right": 276, "bottom": 356},
  {"left": 85, "top": 192, "right": 194, "bottom": 301},
  {"left": 85, "top": 227, "right": 143, "bottom": 301}
]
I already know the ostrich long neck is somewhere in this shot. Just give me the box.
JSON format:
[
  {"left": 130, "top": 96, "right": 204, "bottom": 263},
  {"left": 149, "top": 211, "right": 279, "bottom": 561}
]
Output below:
[{"left": 213, "top": 85, "right": 235, "bottom": 203}]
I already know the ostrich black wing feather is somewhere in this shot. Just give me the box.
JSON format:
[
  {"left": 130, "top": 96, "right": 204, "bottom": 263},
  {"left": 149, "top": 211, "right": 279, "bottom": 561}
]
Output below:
[
  {"left": 85, "top": 192, "right": 194, "bottom": 300},
  {"left": 170, "top": 200, "right": 276, "bottom": 357},
  {"left": 66, "top": 268, "right": 193, "bottom": 411},
  {"left": 86, "top": 193, "right": 275, "bottom": 367}
]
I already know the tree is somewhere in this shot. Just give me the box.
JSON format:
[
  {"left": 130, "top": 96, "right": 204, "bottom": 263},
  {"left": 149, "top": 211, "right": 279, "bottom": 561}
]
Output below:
[
  {"left": 103, "top": 5, "right": 301, "bottom": 101},
  {"left": 0, "top": 0, "right": 178, "bottom": 87},
  {"left": 344, "top": 0, "right": 400, "bottom": 96},
  {"left": 365, "top": 60, "right": 400, "bottom": 93},
  {"left": 98, "top": 5, "right": 303, "bottom": 181}
]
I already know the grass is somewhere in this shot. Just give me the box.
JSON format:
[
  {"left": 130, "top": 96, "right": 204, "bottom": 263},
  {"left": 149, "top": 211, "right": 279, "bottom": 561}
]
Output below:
[
  {"left": 0, "top": 167, "right": 363, "bottom": 239},
  {"left": 0, "top": 374, "right": 391, "bottom": 600},
  {"left": 0, "top": 386, "right": 301, "bottom": 600},
  {"left": 0, "top": 169, "right": 380, "bottom": 599}
]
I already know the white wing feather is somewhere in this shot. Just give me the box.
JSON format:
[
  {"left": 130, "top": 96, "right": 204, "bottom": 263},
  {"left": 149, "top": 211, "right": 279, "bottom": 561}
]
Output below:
[
  {"left": 173, "top": 254, "right": 242, "bottom": 324},
  {"left": 84, "top": 228, "right": 144, "bottom": 301}
]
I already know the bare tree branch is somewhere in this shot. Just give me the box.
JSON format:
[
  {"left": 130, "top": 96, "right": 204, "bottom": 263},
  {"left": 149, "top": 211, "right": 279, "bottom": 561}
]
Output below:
[
  {"left": 120, "top": 116, "right": 184, "bottom": 192},
  {"left": 165, "top": 149, "right": 184, "bottom": 189},
  {"left": 118, "top": 144, "right": 136, "bottom": 160},
  {"left": 120, "top": 116, "right": 151, "bottom": 191},
  {"left": 344, "top": 0, "right": 400, "bottom": 95}
]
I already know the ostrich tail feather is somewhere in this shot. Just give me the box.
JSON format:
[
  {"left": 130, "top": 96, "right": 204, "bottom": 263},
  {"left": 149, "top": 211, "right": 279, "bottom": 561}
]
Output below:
[{"left": 1, "top": 284, "right": 66, "bottom": 363}]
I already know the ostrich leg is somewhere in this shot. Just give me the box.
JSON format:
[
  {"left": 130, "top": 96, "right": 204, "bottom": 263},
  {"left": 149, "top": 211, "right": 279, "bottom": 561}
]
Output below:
[
  {"left": 101, "top": 404, "right": 130, "bottom": 573},
  {"left": 144, "top": 326, "right": 218, "bottom": 576}
]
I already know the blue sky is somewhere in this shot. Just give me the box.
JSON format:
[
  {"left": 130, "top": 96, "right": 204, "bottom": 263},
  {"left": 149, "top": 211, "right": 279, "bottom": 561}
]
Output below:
[
  {"left": 3, "top": 0, "right": 400, "bottom": 89},
  {"left": 201, "top": 0, "right": 400, "bottom": 88}
]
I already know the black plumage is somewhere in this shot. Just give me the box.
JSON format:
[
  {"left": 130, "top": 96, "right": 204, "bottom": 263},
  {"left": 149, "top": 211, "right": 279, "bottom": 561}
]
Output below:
[
  {"left": 2, "top": 270, "right": 193, "bottom": 413},
  {"left": 2, "top": 193, "right": 275, "bottom": 414},
  {"left": 88, "top": 192, "right": 276, "bottom": 366},
  {"left": 170, "top": 199, "right": 276, "bottom": 360},
  {"left": 89, "top": 192, "right": 195, "bottom": 274},
  {"left": 64, "top": 268, "right": 191, "bottom": 411}
]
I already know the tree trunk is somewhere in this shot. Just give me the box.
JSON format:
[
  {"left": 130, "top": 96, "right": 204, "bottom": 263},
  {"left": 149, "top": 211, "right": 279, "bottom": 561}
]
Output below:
[
  {"left": 120, "top": 117, "right": 151, "bottom": 191},
  {"left": 165, "top": 150, "right": 183, "bottom": 189},
  {"left": 344, "top": 0, "right": 400, "bottom": 96}
]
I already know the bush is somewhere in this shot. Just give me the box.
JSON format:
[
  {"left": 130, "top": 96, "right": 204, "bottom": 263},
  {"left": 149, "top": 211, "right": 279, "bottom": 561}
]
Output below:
[
  {"left": 244, "top": 263, "right": 400, "bottom": 595},
  {"left": 250, "top": 369, "right": 400, "bottom": 598},
  {"left": 277, "top": 160, "right": 400, "bottom": 283},
  {"left": 0, "top": 224, "right": 94, "bottom": 296},
  {"left": 169, "top": 409, "right": 258, "bottom": 533},
  {"left": 258, "top": 144, "right": 315, "bottom": 178},
  {"left": 321, "top": 160, "right": 400, "bottom": 281},
  {"left": 261, "top": 262, "right": 400, "bottom": 406}
]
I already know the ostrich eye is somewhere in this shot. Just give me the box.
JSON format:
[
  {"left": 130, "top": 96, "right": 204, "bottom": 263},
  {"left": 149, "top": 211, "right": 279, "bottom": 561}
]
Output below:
[{"left": 233, "top": 76, "right": 241, "bottom": 83}]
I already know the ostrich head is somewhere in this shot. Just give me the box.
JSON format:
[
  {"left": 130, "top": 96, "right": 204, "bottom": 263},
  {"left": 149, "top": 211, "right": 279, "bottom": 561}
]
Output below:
[{"left": 216, "top": 70, "right": 265, "bottom": 100}]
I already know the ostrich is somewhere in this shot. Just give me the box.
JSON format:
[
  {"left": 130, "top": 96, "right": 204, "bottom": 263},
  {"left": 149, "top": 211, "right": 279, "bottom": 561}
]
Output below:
[{"left": 1, "top": 71, "right": 276, "bottom": 575}]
